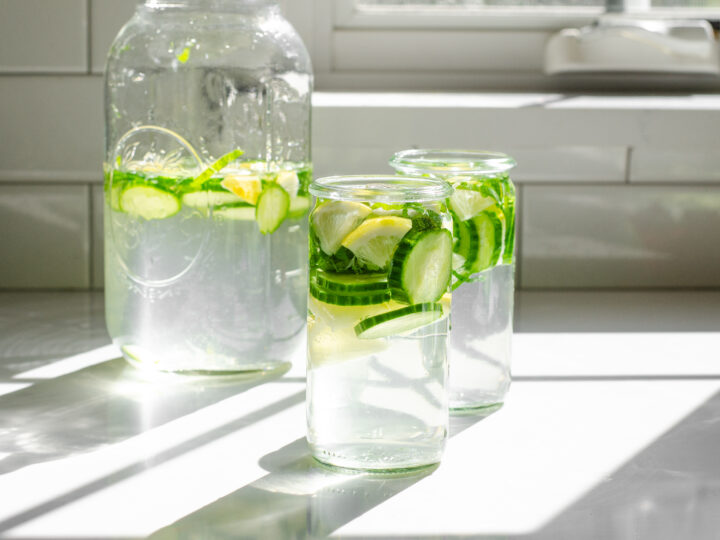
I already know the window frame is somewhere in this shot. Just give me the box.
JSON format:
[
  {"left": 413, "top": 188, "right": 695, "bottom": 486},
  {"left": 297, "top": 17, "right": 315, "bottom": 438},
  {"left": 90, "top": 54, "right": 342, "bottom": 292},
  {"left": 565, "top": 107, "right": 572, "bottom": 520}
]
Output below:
[
  {"left": 335, "top": 1, "right": 604, "bottom": 30},
  {"left": 283, "top": 0, "right": 720, "bottom": 92}
]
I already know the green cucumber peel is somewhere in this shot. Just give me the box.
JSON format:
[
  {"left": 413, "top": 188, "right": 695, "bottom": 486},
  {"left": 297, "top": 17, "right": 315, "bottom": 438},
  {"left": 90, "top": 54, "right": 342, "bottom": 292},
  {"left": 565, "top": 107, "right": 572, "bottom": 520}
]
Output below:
[
  {"left": 309, "top": 278, "right": 391, "bottom": 306},
  {"left": 502, "top": 196, "right": 516, "bottom": 264},
  {"left": 354, "top": 303, "right": 444, "bottom": 339},
  {"left": 313, "top": 269, "right": 389, "bottom": 294},
  {"left": 190, "top": 148, "right": 244, "bottom": 189},
  {"left": 454, "top": 218, "right": 480, "bottom": 274}
]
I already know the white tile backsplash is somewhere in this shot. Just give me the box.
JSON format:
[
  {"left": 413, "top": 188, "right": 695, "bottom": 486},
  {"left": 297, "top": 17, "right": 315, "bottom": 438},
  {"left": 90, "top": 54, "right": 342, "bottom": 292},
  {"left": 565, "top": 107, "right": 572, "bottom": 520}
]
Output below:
[
  {"left": 0, "top": 76, "right": 104, "bottom": 182},
  {"left": 0, "top": 0, "right": 88, "bottom": 73},
  {"left": 507, "top": 147, "right": 627, "bottom": 183},
  {"left": 90, "top": 0, "right": 137, "bottom": 74},
  {"left": 521, "top": 185, "right": 720, "bottom": 288},
  {"left": 631, "top": 148, "right": 720, "bottom": 183},
  {"left": 0, "top": 184, "right": 90, "bottom": 288},
  {"left": 313, "top": 143, "right": 628, "bottom": 184},
  {"left": 0, "top": 0, "right": 718, "bottom": 290}
]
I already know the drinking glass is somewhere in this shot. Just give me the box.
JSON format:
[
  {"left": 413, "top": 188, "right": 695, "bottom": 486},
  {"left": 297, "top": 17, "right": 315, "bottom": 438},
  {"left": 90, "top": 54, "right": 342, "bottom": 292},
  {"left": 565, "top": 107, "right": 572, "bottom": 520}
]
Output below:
[
  {"left": 391, "top": 150, "right": 517, "bottom": 413},
  {"left": 306, "top": 175, "right": 453, "bottom": 471}
]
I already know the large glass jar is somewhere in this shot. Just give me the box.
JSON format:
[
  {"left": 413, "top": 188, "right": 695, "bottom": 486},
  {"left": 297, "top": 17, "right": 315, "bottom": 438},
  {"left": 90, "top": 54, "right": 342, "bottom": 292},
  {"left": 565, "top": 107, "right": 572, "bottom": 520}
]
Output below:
[
  {"left": 390, "top": 150, "right": 517, "bottom": 413},
  {"left": 306, "top": 175, "right": 453, "bottom": 472},
  {"left": 104, "top": 0, "right": 312, "bottom": 373}
]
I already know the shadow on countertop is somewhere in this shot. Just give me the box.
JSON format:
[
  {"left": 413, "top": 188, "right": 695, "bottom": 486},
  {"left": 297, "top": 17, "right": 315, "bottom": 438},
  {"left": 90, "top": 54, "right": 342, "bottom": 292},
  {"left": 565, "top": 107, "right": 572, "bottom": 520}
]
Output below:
[{"left": 149, "top": 390, "right": 720, "bottom": 540}]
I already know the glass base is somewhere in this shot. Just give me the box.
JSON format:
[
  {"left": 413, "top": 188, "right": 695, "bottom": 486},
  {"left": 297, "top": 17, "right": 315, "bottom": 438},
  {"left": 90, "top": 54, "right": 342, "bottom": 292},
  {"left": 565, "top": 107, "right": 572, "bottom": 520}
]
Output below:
[
  {"left": 309, "top": 442, "right": 443, "bottom": 474},
  {"left": 449, "top": 401, "right": 504, "bottom": 417},
  {"left": 122, "top": 347, "right": 291, "bottom": 377}
]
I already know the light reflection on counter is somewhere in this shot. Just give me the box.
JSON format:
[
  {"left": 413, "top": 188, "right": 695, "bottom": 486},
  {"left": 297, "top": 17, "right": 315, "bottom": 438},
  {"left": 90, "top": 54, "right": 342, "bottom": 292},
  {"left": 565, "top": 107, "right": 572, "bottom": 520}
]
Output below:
[{"left": 1, "top": 292, "right": 719, "bottom": 539}]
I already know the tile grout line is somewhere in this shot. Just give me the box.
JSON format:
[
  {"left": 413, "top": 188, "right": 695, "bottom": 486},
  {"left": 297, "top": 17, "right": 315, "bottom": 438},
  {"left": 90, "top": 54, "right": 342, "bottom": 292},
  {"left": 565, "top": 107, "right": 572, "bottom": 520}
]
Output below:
[{"left": 625, "top": 146, "right": 633, "bottom": 185}]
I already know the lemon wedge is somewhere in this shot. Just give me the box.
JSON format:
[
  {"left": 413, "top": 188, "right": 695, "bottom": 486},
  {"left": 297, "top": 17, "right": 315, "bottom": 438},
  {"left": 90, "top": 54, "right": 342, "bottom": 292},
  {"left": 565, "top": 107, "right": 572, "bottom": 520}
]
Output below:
[
  {"left": 448, "top": 188, "right": 496, "bottom": 222},
  {"left": 311, "top": 200, "right": 371, "bottom": 255},
  {"left": 275, "top": 171, "right": 300, "bottom": 197},
  {"left": 341, "top": 216, "right": 412, "bottom": 269},
  {"left": 221, "top": 174, "right": 262, "bottom": 205}
]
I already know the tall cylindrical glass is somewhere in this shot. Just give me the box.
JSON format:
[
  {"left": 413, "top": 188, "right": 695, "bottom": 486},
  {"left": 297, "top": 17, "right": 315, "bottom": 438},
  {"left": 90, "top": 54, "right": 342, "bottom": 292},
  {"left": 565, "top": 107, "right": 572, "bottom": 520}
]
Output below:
[
  {"left": 104, "top": 0, "right": 312, "bottom": 373},
  {"left": 306, "top": 176, "right": 454, "bottom": 471},
  {"left": 390, "top": 150, "right": 517, "bottom": 413}
]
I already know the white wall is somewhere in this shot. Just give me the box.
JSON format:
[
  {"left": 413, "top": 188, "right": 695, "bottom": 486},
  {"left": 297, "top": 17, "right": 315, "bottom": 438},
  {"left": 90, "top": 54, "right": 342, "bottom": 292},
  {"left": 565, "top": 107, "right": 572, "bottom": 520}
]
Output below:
[{"left": 1, "top": 1, "right": 719, "bottom": 289}]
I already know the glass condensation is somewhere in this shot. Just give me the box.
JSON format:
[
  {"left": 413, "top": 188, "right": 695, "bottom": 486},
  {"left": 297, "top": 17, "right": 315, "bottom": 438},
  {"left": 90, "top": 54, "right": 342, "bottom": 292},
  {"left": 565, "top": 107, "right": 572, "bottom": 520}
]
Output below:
[
  {"left": 306, "top": 176, "right": 453, "bottom": 472},
  {"left": 104, "top": 0, "right": 312, "bottom": 373},
  {"left": 390, "top": 150, "right": 517, "bottom": 413}
]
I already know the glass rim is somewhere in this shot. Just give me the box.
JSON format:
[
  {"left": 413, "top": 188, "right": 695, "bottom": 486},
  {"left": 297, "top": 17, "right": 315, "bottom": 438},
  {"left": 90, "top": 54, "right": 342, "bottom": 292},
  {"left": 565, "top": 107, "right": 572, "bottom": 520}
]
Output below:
[
  {"left": 310, "top": 175, "right": 453, "bottom": 203},
  {"left": 390, "top": 149, "right": 517, "bottom": 176}
]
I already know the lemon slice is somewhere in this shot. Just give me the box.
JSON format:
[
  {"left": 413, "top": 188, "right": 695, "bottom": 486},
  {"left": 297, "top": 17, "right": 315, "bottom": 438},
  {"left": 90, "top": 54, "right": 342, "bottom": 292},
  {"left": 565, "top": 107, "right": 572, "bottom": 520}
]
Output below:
[
  {"left": 448, "top": 188, "right": 496, "bottom": 222},
  {"left": 311, "top": 200, "right": 371, "bottom": 255},
  {"left": 308, "top": 322, "right": 389, "bottom": 367},
  {"left": 221, "top": 174, "right": 262, "bottom": 205},
  {"left": 275, "top": 171, "right": 300, "bottom": 197},
  {"left": 341, "top": 216, "right": 412, "bottom": 269}
]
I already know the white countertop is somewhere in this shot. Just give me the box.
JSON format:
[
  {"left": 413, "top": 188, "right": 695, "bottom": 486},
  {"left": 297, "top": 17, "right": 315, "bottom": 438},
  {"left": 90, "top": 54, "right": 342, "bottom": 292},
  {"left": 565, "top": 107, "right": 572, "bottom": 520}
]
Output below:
[{"left": 0, "top": 291, "right": 719, "bottom": 539}]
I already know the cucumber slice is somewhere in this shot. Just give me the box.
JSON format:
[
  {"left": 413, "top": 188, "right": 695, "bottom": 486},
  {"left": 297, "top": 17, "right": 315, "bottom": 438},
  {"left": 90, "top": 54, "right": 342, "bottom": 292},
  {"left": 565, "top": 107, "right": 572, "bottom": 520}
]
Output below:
[
  {"left": 453, "top": 206, "right": 505, "bottom": 277},
  {"left": 313, "top": 269, "right": 389, "bottom": 294},
  {"left": 256, "top": 183, "right": 290, "bottom": 234},
  {"left": 109, "top": 182, "right": 124, "bottom": 212},
  {"left": 213, "top": 205, "right": 256, "bottom": 221},
  {"left": 310, "top": 278, "right": 391, "bottom": 306},
  {"left": 341, "top": 216, "right": 412, "bottom": 269},
  {"left": 451, "top": 210, "right": 461, "bottom": 250},
  {"left": 389, "top": 229, "right": 453, "bottom": 304},
  {"left": 454, "top": 218, "right": 480, "bottom": 273},
  {"left": 311, "top": 200, "right": 371, "bottom": 255},
  {"left": 354, "top": 303, "right": 444, "bottom": 339},
  {"left": 120, "top": 185, "right": 180, "bottom": 220},
  {"left": 288, "top": 195, "right": 311, "bottom": 219},
  {"left": 473, "top": 208, "right": 505, "bottom": 273},
  {"left": 182, "top": 190, "right": 242, "bottom": 209},
  {"left": 448, "top": 187, "right": 496, "bottom": 222}
]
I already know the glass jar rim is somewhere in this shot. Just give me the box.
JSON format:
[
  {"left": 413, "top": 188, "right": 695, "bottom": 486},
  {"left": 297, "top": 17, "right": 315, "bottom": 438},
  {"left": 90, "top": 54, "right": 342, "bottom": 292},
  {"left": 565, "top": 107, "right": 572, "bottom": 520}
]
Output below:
[
  {"left": 390, "top": 149, "right": 517, "bottom": 176},
  {"left": 310, "top": 175, "right": 453, "bottom": 203},
  {"left": 143, "top": 0, "right": 278, "bottom": 11}
]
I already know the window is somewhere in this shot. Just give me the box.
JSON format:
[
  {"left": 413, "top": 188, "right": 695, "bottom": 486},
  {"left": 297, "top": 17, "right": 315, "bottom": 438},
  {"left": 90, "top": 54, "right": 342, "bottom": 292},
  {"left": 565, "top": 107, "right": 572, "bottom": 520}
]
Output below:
[{"left": 298, "top": 0, "right": 720, "bottom": 91}]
